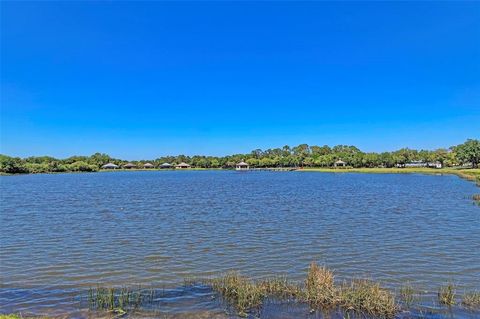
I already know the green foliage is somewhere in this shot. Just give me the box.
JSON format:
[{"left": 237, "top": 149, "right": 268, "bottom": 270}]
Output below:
[
  {"left": 438, "top": 282, "right": 456, "bottom": 306},
  {"left": 0, "top": 139, "right": 478, "bottom": 174},
  {"left": 0, "top": 155, "right": 29, "bottom": 174},
  {"left": 454, "top": 139, "right": 480, "bottom": 168}
]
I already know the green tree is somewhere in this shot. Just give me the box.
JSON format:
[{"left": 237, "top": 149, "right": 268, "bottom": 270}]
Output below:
[
  {"left": 455, "top": 139, "right": 480, "bottom": 168},
  {"left": 0, "top": 155, "right": 29, "bottom": 174}
]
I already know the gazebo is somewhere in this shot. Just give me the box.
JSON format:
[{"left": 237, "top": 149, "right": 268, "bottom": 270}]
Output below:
[
  {"left": 160, "top": 163, "right": 173, "bottom": 169},
  {"left": 101, "top": 163, "right": 119, "bottom": 169},
  {"left": 143, "top": 163, "right": 155, "bottom": 169},
  {"left": 334, "top": 160, "right": 346, "bottom": 168},
  {"left": 123, "top": 163, "right": 137, "bottom": 169},
  {"left": 175, "top": 162, "right": 191, "bottom": 169},
  {"left": 236, "top": 161, "right": 249, "bottom": 171}
]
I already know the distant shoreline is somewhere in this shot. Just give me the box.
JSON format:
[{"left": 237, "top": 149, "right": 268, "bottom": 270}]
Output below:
[{"left": 2, "top": 167, "right": 479, "bottom": 181}]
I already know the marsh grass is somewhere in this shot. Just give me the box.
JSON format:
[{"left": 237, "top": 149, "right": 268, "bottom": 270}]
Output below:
[
  {"left": 208, "top": 264, "right": 398, "bottom": 318},
  {"left": 305, "top": 262, "right": 337, "bottom": 306},
  {"left": 462, "top": 291, "right": 480, "bottom": 309},
  {"left": 472, "top": 194, "right": 480, "bottom": 204},
  {"left": 87, "top": 286, "right": 155, "bottom": 312},
  {"left": 438, "top": 282, "right": 456, "bottom": 306},
  {"left": 257, "top": 276, "right": 303, "bottom": 299},
  {"left": 399, "top": 283, "right": 419, "bottom": 307},
  {"left": 338, "top": 279, "right": 397, "bottom": 318},
  {"left": 209, "top": 271, "right": 265, "bottom": 317},
  {"left": 82, "top": 265, "right": 480, "bottom": 318}
]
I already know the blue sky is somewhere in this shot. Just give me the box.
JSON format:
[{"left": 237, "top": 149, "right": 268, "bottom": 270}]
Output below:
[{"left": 1, "top": 2, "right": 479, "bottom": 159}]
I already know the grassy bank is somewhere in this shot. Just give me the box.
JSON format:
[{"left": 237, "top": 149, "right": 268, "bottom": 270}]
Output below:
[{"left": 301, "top": 167, "right": 480, "bottom": 184}]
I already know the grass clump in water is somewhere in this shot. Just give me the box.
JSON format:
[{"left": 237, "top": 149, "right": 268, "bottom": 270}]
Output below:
[
  {"left": 462, "top": 291, "right": 480, "bottom": 309},
  {"left": 473, "top": 194, "right": 480, "bottom": 204},
  {"left": 339, "top": 279, "right": 397, "bottom": 318},
  {"left": 438, "top": 282, "right": 456, "bottom": 306},
  {"left": 257, "top": 276, "right": 302, "bottom": 299},
  {"left": 210, "top": 271, "right": 265, "bottom": 317},
  {"left": 88, "top": 286, "right": 154, "bottom": 312},
  {"left": 208, "top": 272, "right": 301, "bottom": 317},
  {"left": 305, "top": 262, "right": 337, "bottom": 306},
  {"left": 399, "top": 283, "right": 418, "bottom": 307}
]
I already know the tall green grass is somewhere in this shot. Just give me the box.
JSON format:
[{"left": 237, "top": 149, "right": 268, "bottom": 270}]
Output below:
[{"left": 87, "top": 286, "right": 154, "bottom": 312}]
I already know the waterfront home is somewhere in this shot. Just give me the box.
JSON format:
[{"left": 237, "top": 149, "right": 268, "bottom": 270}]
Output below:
[
  {"left": 160, "top": 162, "right": 173, "bottom": 169},
  {"left": 123, "top": 163, "right": 137, "bottom": 169},
  {"left": 143, "top": 163, "right": 155, "bottom": 169},
  {"left": 398, "top": 161, "right": 442, "bottom": 169},
  {"left": 431, "top": 162, "right": 442, "bottom": 169},
  {"left": 101, "top": 163, "right": 119, "bottom": 169},
  {"left": 236, "top": 161, "right": 249, "bottom": 171},
  {"left": 175, "top": 162, "right": 191, "bottom": 169},
  {"left": 334, "top": 160, "right": 346, "bottom": 167}
]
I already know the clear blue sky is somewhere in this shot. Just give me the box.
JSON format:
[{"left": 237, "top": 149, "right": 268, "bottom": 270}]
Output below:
[{"left": 1, "top": 2, "right": 479, "bottom": 159}]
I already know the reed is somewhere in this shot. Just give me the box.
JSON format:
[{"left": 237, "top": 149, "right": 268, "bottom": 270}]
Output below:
[
  {"left": 257, "top": 276, "right": 303, "bottom": 299},
  {"left": 304, "top": 262, "right": 337, "bottom": 306},
  {"left": 438, "top": 282, "right": 456, "bottom": 306},
  {"left": 87, "top": 286, "right": 155, "bottom": 312},
  {"left": 209, "top": 271, "right": 265, "bottom": 317},
  {"left": 399, "top": 283, "right": 418, "bottom": 307},
  {"left": 339, "top": 279, "right": 397, "bottom": 318},
  {"left": 472, "top": 194, "right": 480, "bottom": 204},
  {"left": 462, "top": 291, "right": 480, "bottom": 309}
]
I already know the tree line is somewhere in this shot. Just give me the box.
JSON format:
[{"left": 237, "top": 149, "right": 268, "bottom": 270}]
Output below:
[{"left": 0, "top": 139, "right": 479, "bottom": 174}]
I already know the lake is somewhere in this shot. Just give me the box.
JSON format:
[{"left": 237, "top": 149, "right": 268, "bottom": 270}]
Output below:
[{"left": 0, "top": 171, "right": 479, "bottom": 318}]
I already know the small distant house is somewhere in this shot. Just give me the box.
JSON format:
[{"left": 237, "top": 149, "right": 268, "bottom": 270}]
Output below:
[
  {"left": 405, "top": 161, "right": 427, "bottom": 168},
  {"left": 143, "top": 163, "right": 155, "bottom": 169},
  {"left": 429, "top": 162, "right": 442, "bottom": 169},
  {"left": 236, "top": 161, "right": 249, "bottom": 171},
  {"left": 123, "top": 163, "right": 137, "bottom": 169},
  {"left": 334, "top": 160, "right": 346, "bottom": 167},
  {"left": 101, "top": 163, "right": 119, "bottom": 169},
  {"left": 160, "top": 163, "right": 173, "bottom": 169},
  {"left": 175, "top": 162, "right": 191, "bottom": 169}
]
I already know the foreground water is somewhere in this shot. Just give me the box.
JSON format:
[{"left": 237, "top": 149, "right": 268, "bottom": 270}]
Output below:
[{"left": 0, "top": 171, "right": 479, "bottom": 318}]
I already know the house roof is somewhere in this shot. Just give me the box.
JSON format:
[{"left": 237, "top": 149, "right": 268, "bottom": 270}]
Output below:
[
  {"left": 124, "top": 163, "right": 136, "bottom": 167},
  {"left": 160, "top": 162, "right": 172, "bottom": 166},
  {"left": 176, "top": 162, "right": 191, "bottom": 167},
  {"left": 237, "top": 161, "right": 249, "bottom": 166},
  {"left": 335, "top": 160, "right": 346, "bottom": 164},
  {"left": 143, "top": 163, "right": 154, "bottom": 167}
]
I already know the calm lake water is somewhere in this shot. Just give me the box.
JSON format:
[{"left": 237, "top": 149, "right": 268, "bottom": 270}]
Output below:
[{"left": 0, "top": 171, "right": 479, "bottom": 318}]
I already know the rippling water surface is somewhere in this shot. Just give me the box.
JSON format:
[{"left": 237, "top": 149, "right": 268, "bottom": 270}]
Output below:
[{"left": 1, "top": 171, "right": 479, "bottom": 317}]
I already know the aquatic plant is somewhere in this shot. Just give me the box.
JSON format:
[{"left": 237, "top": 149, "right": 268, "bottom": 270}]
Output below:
[
  {"left": 462, "top": 291, "right": 480, "bottom": 309},
  {"left": 257, "top": 276, "right": 302, "bottom": 299},
  {"left": 338, "top": 279, "right": 397, "bottom": 318},
  {"left": 438, "top": 282, "right": 456, "bottom": 306},
  {"left": 305, "top": 262, "right": 337, "bottom": 306},
  {"left": 399, "top": 283, "right": 418, "bottom": 307},
  {"left": 209, "top": 271, "right": 265, "bottom": 317},
  {"left": 473, "top": 194, "right": 480, "bottom": 204},
  {"left": 87, "top": 286, "right": 155, "bottom": 312}
]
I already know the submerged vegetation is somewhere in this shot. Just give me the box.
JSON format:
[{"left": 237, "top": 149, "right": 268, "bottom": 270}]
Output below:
[
  {"left": 192, "top": 263, "right": 476, "bottom": 318},
  {"left": 87, "top": 286, "right": 155, "bottom": 312},
  {"left": 462, "top": 291, "right": 480, "bottom": 309},
  {"left": 1, "top": 138, "right": 479, "bottom": 174},
  {"left": 399, "top": 283, "right": 419, "bottom": 307},
  {"left": 438, "top": 283, "right": 456, "bottom": 306},
  {"left": 473, "top": 194, "right": 480, "bottom": 204}
]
